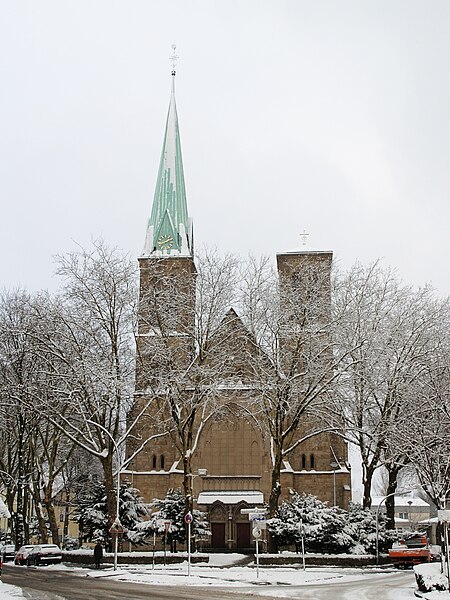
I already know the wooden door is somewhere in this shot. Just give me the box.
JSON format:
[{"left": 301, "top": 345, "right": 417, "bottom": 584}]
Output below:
[
  {"left": 211, "top": 522, "right": 226, "bottom": 548},
  {"left": 236, "top": 522, "right": 250, "bottom": 548}
]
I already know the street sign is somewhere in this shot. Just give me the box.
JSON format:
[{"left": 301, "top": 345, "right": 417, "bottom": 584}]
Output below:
[
  {"left": 252, "top": 526, "right": 262, "bottom": 539},
  {"left": 184, "top": 511, "right": 193, "bottom": 524},
  {"left": 438, "top": 510, "right": 450, "bottom": 522},
  {"left": 241, "top": 507, "right": 267, "bottom": 515},
  {"left": 250, "top": 513, "right": 266, "bottom": 521}
]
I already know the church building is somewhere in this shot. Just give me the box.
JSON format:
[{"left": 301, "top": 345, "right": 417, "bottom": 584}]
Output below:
[{"left": 125, "top": 58, "right": 351, "bottom": 551}]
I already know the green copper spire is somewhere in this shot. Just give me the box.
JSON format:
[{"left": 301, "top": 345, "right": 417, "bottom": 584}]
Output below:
[{"left": 143, "top": 48, "right": 193, "bottom": 257}]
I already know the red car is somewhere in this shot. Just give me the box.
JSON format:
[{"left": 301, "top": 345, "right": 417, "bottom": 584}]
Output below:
[
  {"left": 26, "top": 544, "right": 62, "bottom": 566},
  {"left": 15, "top": 545, "right": 35, "bottom": 565}
]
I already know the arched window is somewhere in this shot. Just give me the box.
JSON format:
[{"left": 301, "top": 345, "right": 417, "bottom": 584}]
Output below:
[
  {"left": 310, "top": 454, "right": 315, "bottom": 469},
  {"left": 160, "top": 454, "right": 165, "bottom": 470},
  {"left": 152, "top": 455, "right": 157, "bottom": 469},
  {"left": 301, "top": 454, "right": 306, "bottom": 469}
]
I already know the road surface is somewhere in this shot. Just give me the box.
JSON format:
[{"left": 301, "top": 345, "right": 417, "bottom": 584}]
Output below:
[{"left": 2, "top": 563, "right": 416, "bottom": 600}]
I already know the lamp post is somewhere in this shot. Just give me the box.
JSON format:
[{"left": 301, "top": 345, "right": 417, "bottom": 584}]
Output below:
[
  {"left": 86, "top": 420, "right": 123, "bottom": 571},
  {"left": 330, "top": 462, "right": 339, "bottom": 506},
  {"left": 375, "top": 489, "right": 413, "bottom": 565}
]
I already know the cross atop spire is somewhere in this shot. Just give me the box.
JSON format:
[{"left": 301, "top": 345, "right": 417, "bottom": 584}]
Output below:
[
  {"left": 299, "top": 230, "right": 309, "bottom": 247},
  {"left": 170, "top": 44, "right": 178, "bottom": 76},
  {"left": 143, "top": 47, "right": 193, "bottom": 257}
]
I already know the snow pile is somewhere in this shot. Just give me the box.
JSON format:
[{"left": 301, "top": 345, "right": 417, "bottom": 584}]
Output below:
[
  {"left": 0, "top": 582, "right": 25, "bottom": 598},
  {"left": 414, "top": 562, "right": 449, "bottom": 593}
]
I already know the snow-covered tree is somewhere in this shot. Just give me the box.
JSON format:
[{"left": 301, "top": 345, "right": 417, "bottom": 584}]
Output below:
[
  {"left": 130, "top": 488, "right": 209, "bottom": 550},
  {"left": 132, "top": 249, "right": 241, "bottom": 514},
  {"left": 332, "top": 262, "right": 444, "bottom": 510},
  {"left": 341, "top": 503, "right": 395, "bottom": 555},
  {"left": 268, "top": 493, "right": 394, "bottom": 555},
  {"left": 268, "top": 492, "right": 349, "bottom": 553},
  {"left": 76, "top": 480, "right": 147, "bottom": 544},
  {"left": 239, "top": 255, "right": 353, "bottom": 529}
]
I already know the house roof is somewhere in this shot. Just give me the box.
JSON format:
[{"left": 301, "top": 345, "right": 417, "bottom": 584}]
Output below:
[{"left": 371, "top": 496, "right": 430, "bottom": 508}]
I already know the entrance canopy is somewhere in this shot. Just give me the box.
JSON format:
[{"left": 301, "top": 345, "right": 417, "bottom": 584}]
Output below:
[{"left": 197, "top": 490, "right": 264, "bottom": 505}]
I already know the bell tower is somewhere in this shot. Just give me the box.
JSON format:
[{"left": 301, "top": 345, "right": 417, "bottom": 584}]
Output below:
[{"left": 136, "top": 47, "right": 196, "bottom": 394}]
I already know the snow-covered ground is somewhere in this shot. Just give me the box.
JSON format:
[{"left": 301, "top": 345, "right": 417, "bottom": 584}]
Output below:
[
  {"left": 2, "top": 554, "right": 449, "bottom": 599},
  {"left": 0, "top": 581, "right": 25, "bottom": 599}
]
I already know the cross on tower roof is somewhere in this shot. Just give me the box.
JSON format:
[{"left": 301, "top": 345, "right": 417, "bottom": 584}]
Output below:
[
  {"left": 299, "top": 230, "right": 309, "bottom": 247},
  {"left": 170, "top": 44, "right": 178, "bottom": 76}
]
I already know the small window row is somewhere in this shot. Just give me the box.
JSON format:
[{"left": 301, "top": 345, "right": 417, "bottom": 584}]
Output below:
[{"left": 152, "top": 454, "right": 165, "bottom": 470}]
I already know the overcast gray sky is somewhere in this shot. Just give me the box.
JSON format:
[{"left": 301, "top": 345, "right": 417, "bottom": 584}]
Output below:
[{"left": 1, "top": 0, "right": 449, "bottom": 296}]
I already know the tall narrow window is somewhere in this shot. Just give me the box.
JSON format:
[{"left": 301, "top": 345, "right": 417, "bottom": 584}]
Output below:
[
  {"left": 310, "top": 454, "right": 315, "bottom": 469},
  {"left": 301, "top": 454, "right": 306, "bottom": 469},
  {"left": 152, "top": 455, "right": 157, "bottom": 470},
  {"left": 160, "top": 454, "right": 165, "bottom": 470}
]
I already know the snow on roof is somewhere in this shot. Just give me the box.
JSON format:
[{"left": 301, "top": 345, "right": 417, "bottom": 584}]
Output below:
[
  {"left": 371, "top": 496, "right": 430, "bottom": 508},
  {"left": 197, "top": 491, "right": 264, "bottom": 505}
]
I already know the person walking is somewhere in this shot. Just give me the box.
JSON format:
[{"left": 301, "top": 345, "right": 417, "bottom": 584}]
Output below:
[{"left": 93, "top": 542, "right": 103, "bottom": 569}]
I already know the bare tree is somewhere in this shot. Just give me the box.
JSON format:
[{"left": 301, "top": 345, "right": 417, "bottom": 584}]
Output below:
[
  {"left": 238, "top": 253, "right": 352, "bottom": 529},
  {"left": 395, "top": 310, "right": 450, "bottom": 509},
  {"left": 131, "top": 248, "right": 241, "bottom": 512},
  {"left": 333, "top": 261, "right": 446, "bottom": 510}
]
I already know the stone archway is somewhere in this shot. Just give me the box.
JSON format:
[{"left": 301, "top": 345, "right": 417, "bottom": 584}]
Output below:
[{"left": 209, "top": 502, "right": 227, "bottom": 549}]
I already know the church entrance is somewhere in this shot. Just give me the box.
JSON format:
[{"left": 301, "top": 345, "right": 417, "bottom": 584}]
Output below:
[
  {"left": 211, "top": 522, "right": 226, "bottom": 548},
  {"left": 236, "top": 522, "right": 250, "bottom": 548}
]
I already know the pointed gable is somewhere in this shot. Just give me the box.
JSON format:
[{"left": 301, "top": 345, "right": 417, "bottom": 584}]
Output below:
[{"left": 205, "top": 308, "right": 268, "bottom": 384}]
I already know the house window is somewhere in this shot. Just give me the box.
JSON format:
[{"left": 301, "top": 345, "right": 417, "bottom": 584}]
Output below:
[
  {"left": 310, "top": 454, "right": 315, "bottom": 469},
  {"left": 59, "top": 513, "right": 64, "bottom": 522},
  {"left": 398, "top": 512, "right": 409, "bottom": 520},
  {"left": 301, "top": 454, "right": 306, "bottom": 469},
  {"left": 152, "top": 455, "right": 157, "bottom": 469},
  {"left": 160, "top": 455, "right": 165, "bottom": 470}
]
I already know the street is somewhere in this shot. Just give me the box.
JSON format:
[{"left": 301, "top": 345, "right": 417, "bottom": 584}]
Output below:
[{"left": 1, "top": 564, "right": 416, "bottom": 600}]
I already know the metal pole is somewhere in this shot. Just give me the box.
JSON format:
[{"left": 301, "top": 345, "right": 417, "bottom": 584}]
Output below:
[
  {"left": 187, "top": 521, "right": 191, "bottom": 577},
  {"left": 256, "top": 537, "right": 259, "bottom": 579},
  {"left": 376, "top": 489, "right": 413, "bottom": 565},
  {"left": 300, "top": 518, "right": 306, "bottom": 571},
  {"left": 333, "top": 469, "right": 336, "bottom": 506},
  {"left": 152, "top": 531, "right": 155, "bottom": 570},
  {"left": 445, "top": 522, "right": 450, "bottom": 590}
]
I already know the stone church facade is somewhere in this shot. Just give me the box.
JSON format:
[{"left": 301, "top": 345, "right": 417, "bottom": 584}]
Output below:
[{"left": 124, "top": 66, "right": 351, "bottom": 550}]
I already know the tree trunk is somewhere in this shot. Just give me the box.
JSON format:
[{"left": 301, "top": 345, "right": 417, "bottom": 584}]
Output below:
[
  {"left": 44, "top": 483, "right": 60, "bottom": 545},
  {"left": 385, "top": 464, "right": 401, "bottom": 530},
  {"left": 182, "top": 453, "right": 193, "bottom": 514},
  {"left": 362, "top": 464, "right": 376, "bottom": 509},
  {"left": 267, "top": 442, "right": 283, "bottom": 552},
  {"left": 100, "top": 453, "right": 117, "bottom": 548}
]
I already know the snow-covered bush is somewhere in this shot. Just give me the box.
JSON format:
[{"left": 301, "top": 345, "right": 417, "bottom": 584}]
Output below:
[
  {"left": 341, "top": 502, "right": 396, "bottom": 555},
  {"left": 268, "top": 492, "right": 351, "bottom": 553},
  {"left": 414, "top": 563, "right": 449, "bottom": 592},
  {"left": 129, "top": 488, "right": 210, "bottom": 550},
  {"left": 268, "top": 493, "right": 395, "bottom": 555},
  {"left": 62, "top": 535, "right": 79, "bottom": 550}
]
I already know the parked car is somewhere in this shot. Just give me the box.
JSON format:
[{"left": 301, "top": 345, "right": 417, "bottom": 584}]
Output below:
[
  {"left": 0, "top": 544, "right": 15, "bottom": 562},
  {"left": 26, "top": 544, "right": 62, "bottom": 566},
  {"left": 14, "top": 545, "right": 36, "bottom": 565},
  {"left": 0, "top": 551, "right": 3, "bottom": 576}
]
